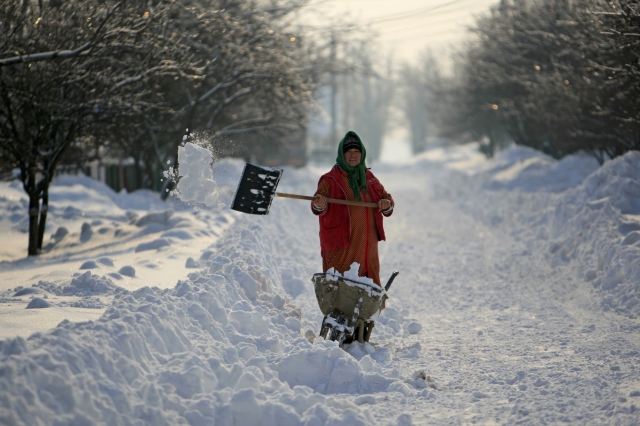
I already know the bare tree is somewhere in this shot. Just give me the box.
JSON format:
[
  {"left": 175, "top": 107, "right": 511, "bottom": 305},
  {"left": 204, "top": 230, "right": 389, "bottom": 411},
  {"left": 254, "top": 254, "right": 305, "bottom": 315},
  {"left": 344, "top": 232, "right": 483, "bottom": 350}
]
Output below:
[
  {"left": 0, "top": 0, "right": 329, "bottom": 255},
  {"left": 427, "top": 0, "right": 639, "bottom": 160},
  {"left": 0, "top": 0, "right": 203, "bottom": 254},
  {"left": 97, "top": 0, "right": 323, "bottom": 188}
]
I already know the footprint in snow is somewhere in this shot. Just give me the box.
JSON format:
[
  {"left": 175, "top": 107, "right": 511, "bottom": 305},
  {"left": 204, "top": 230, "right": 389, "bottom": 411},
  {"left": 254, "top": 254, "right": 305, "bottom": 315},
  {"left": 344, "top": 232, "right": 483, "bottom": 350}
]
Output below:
[
  {"left": 97, "top": 257, "right": 114, "bottom": 266},
  {"left": 13, "top": 288, "right": 41, "bottom": 297},
  {"left": 118, "top": 266, "right": 135, "bottom": 277},
  {"left": 26, "top": 298, "right": 51, "bottom": 309},
  {"left": 135, "top": 238, "right": 170, "bottom": 252},
  {"left": 79, "top": 260, "right": 99, "bottom": 270}
]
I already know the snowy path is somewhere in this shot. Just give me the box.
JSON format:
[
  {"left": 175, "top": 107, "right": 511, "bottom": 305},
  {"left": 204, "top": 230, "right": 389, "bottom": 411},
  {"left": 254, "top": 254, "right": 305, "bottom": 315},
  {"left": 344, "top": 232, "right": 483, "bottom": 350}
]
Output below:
[{"left": 367, "top": 167, "right": 640, "bottom": 424}]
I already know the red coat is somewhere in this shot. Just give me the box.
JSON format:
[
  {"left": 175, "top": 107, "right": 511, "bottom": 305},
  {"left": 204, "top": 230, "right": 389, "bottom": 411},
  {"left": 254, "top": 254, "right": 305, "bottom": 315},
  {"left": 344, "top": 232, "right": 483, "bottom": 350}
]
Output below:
[{"left": 312, "top": 166, "right": 391, "bottom": 252}]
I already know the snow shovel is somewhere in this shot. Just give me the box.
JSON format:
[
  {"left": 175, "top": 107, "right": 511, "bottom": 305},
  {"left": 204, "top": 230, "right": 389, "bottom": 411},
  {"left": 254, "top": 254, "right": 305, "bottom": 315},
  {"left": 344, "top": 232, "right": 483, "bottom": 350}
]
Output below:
[{"left": 231, "top": 164, "right": 378, "bottom": 215}]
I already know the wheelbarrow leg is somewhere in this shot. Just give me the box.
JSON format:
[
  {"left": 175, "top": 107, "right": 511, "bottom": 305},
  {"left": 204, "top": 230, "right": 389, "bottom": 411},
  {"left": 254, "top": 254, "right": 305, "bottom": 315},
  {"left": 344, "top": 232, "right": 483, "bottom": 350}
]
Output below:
[
  {"left": 319, "top": 315, "right": 328, "bottom": 339},
  {"left": 356, "top": 319, "right": 365, "bottom": 343},
  {"left": 364, "top": 321, "right": 374, "bottom": 343}
]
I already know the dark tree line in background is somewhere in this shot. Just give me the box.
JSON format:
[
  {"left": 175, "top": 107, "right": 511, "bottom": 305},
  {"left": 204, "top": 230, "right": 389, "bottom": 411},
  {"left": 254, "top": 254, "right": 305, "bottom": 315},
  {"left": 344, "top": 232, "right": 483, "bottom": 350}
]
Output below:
[
  {"left": 402, "top": 0, "right": 640, "bottom": 161},
  {"left": 0, "top": 0, "right": 330, "bottom": 255}
]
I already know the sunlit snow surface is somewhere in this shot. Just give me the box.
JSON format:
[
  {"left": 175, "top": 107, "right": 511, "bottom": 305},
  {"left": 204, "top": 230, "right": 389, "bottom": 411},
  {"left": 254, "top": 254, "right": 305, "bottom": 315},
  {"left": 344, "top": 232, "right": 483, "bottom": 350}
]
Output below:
[{"left": 1, "top": 144, "right": 640, "bottom": 425}]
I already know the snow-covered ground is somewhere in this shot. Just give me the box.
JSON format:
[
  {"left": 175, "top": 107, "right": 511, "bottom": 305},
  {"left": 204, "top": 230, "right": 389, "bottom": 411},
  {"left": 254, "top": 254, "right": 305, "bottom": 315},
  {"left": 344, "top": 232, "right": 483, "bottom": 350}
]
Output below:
[{"left": 1, "top": 143, "right": 639, "bottom": 425}]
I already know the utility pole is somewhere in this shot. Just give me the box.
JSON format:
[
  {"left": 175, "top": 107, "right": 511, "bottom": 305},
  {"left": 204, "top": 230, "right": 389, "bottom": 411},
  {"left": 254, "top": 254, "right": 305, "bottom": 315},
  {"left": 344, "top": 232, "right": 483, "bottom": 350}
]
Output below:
[{"left": 330, "top": 31, "right": 337, "bottom": 148}]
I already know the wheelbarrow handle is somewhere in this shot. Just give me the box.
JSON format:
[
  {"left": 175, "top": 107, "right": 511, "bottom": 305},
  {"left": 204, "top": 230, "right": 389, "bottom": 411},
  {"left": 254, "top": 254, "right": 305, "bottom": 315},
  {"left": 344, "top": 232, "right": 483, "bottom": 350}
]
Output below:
[
  {"left": 385, "top": 271, "right": 399, "bottom": 292},
  {"left": 276, "top": 192, "right": 379, "bottom": 208}
]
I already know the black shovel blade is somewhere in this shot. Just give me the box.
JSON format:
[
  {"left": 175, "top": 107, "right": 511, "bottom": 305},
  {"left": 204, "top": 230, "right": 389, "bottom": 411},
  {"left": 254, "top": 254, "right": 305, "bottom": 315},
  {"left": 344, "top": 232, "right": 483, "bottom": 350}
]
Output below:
[{"left": 231, "top": 164, "right": 283, "bottom": 215}]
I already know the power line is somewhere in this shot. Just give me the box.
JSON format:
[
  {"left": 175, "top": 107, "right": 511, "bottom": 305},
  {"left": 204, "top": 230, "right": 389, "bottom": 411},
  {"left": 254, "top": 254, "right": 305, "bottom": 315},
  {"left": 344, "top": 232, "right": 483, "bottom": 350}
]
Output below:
[
  {"left": 304, "top": 0, "right": 496, "bottom": 35},
  {"left": 366, "top": 0, "right": 477, "bottom": 25},
  {"left": 378, "top": 26, "right": 475, "bottom": 43},
  {"left": 304, "top": 0, "right": 476, "bottom": 34},
  {"left": 376, "top": 11, "right": 481, "bottom": 37},
  {"left": 371, "top": 1, "right": 495, "bottom": 31}
]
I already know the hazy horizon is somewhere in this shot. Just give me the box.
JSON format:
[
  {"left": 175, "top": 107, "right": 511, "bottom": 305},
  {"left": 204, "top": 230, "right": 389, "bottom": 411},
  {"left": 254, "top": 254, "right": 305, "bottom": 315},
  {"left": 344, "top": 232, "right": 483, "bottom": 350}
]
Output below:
[{"left": 299, "top": 0, "right": 499, "bottom": 69}]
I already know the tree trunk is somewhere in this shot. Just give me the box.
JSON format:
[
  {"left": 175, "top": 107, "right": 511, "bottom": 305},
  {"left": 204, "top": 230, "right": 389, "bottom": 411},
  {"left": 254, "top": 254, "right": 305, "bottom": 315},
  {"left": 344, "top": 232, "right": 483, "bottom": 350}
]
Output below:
[
  {"left": 37, "top": 185, "right": 49, "bottom": 250},
  {"left": 133, "top": 155, "right": 144, "bottom": 190},
  {"left": 28, "top": 193, "right": 40, "bottom": 256}
]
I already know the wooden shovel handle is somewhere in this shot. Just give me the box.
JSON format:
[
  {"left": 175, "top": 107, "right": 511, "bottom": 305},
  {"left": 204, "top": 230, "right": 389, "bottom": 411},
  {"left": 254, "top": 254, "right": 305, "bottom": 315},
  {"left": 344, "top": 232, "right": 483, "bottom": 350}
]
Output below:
[{"left": 276, "top": 192, "right": 379, "bottom": 208}]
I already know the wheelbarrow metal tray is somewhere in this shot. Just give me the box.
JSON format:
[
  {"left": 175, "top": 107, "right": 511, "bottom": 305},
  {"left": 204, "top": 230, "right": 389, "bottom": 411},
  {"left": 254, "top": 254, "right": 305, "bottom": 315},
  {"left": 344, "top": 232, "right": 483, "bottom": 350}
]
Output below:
[{"left": 312, "top": 273, "right": 387, "bottom": 321}]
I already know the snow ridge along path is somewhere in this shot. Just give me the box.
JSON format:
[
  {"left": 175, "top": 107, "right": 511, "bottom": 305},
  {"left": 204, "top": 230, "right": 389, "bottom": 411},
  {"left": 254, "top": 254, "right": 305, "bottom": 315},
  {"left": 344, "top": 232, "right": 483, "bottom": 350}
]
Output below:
[{"left": 1, "top": 145, "right": 639, "bottom": 425}]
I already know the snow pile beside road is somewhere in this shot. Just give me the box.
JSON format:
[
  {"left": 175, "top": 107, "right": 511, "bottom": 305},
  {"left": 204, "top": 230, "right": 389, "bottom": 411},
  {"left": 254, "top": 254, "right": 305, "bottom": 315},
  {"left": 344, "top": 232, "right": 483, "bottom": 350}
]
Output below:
[
  {"left": 0, "top": 231, "right": 376, "bottom": 424},
  {"left": 0, "top": 171, "right": 193, "bottom": 256},
  {"left": 0, "top": 164, "right": 426, "bottom": 425},
  {"left": 408, "top": 144, "right": 599, "bottom": 193},
  {"left": 545, "top": 151, "right": 640, "bottom": 317},
  {"left": 52, "top": 173, "right": 173, "bottom": 212},
  {"left": 449, "top": 148, "right": 640, "bottom": 318},
  {"left": 416, "top": 145, "right": 640, "bottom": 318},
  {"left": 0, "top": 280, "right": 371, "bottom": 425},
  {"left": 483, "top": 146, "right": 600, "bottom": 193}
]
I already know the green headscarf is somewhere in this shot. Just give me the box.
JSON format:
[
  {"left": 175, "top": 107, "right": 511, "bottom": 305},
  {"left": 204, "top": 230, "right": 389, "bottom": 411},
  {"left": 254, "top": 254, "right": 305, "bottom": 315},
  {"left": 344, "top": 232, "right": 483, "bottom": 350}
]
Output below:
[{"left": 336, "top": 131, "right": 367, "bottom": 200}]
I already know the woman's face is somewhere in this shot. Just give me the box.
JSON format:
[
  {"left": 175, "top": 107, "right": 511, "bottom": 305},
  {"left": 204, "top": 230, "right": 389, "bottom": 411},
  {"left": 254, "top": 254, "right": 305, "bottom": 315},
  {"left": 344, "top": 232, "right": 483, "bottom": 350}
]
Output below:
[{"left": 345, "top": 148, "right": 362, "bottom": 167}]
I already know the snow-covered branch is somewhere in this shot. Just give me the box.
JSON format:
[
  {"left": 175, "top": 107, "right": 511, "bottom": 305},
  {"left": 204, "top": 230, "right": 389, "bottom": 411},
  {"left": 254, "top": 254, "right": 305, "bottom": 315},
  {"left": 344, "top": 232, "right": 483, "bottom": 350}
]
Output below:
[{"left": 0, "top": 42, "right": 94, "bottom": 67}]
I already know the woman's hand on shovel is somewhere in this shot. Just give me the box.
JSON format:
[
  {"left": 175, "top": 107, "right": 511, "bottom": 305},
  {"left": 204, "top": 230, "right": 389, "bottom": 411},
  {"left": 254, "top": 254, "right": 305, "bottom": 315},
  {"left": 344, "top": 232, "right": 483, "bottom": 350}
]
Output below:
[
  {"left": 378, "top": 199, "right": 392, "bottom": 212},
  {"left": 313, "top": 195, "right": 327, "bottom": 209}
]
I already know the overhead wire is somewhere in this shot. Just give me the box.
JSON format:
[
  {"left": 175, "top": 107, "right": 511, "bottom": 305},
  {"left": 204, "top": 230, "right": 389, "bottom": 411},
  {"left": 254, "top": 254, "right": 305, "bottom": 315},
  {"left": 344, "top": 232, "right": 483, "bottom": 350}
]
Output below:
[
  {"left": 379, "top": 26, "right": 476, "bottom": 43},
  {"left": 376, "top": 1, "right": 496, "bottom": 33},
  {"left": 366, "top": 0, "right": 479, "bottom": 26},
  {"left": 377, "top": 10, "right": 482, "bottom": 37},
  {"left": 303, "top": 0, "right": 479, "bottom": 34},
  {"left": 365, "top": 0, "right": 496, "bottom": 44},
  {"left": 296, "top": 0, "right": 497, "bottom": 57}
]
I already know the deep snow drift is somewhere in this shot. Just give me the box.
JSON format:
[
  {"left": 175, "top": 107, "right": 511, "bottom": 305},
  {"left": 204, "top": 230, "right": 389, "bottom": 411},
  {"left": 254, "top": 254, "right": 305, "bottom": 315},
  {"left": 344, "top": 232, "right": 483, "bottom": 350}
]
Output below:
[{"left": 0, "top": 143, "right": 639, "bottom": 425}]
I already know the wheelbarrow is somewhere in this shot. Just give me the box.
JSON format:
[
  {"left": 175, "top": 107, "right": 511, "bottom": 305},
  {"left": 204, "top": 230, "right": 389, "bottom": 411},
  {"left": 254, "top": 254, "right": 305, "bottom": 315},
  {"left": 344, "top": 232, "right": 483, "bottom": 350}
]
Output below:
[{"left": 313, "top": 271, "right": 399, "bottom": 346}]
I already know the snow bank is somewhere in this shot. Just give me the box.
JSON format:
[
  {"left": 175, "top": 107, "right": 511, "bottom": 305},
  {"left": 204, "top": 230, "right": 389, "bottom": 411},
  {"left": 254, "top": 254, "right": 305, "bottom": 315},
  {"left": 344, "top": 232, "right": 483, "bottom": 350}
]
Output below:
[
  {"left": 34, "top": 272, "right": 127, "bottom": 298},
  {"left": 545, "top": 151, "right": 640, "bottom": 317},
  {"left": 53, "top": 174, "right": 173, "bottom": 212},
  {"left": 483, "top": 146, "right": 600, "bottom": 193},
  {"left": 0, "top": 237, "right": 377, "bottom": 424},
  {"left": 425, "top": 145, "right": 640, "bottom": 318},
  {"left": 0, "top": 164, "right": 426, "bottom": 425},
  {"left": 0, "top": 172, "right": 191, "bottom": 251},
  {"left": 0, "top": 278, "right": 371, "bottom": 425},
  {"left": 394, "top": 143, "right": 638, "bottom": 318}
]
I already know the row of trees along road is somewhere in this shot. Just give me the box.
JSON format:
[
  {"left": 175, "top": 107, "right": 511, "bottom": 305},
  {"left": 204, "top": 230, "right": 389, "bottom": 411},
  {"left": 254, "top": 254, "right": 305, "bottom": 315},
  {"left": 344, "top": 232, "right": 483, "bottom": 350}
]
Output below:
[
  {"left": 0, "top": 0, "right": 336, "bottom": 256},
  {"left": 401, "top": 0, "right": 640, "bottom": 161}
]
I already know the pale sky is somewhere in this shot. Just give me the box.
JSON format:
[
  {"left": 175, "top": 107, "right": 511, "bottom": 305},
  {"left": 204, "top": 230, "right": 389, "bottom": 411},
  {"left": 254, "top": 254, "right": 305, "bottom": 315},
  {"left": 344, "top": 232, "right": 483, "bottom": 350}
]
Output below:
[
  {"left": 300, "top": 0, "right": 500, "bottom": 68},
  {"left": 298, "top": 0, "right": 501, "bottom": 161}
]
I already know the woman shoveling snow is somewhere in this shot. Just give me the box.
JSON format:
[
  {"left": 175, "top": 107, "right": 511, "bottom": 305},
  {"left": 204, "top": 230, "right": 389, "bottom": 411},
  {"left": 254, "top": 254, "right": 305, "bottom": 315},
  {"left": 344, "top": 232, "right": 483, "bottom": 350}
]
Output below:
[
  {"left": 311, "top": 131, "right": 396, "bottom": 345},
  {"left": 311, "top": 131, "right": 395, "bottom": 285}
]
